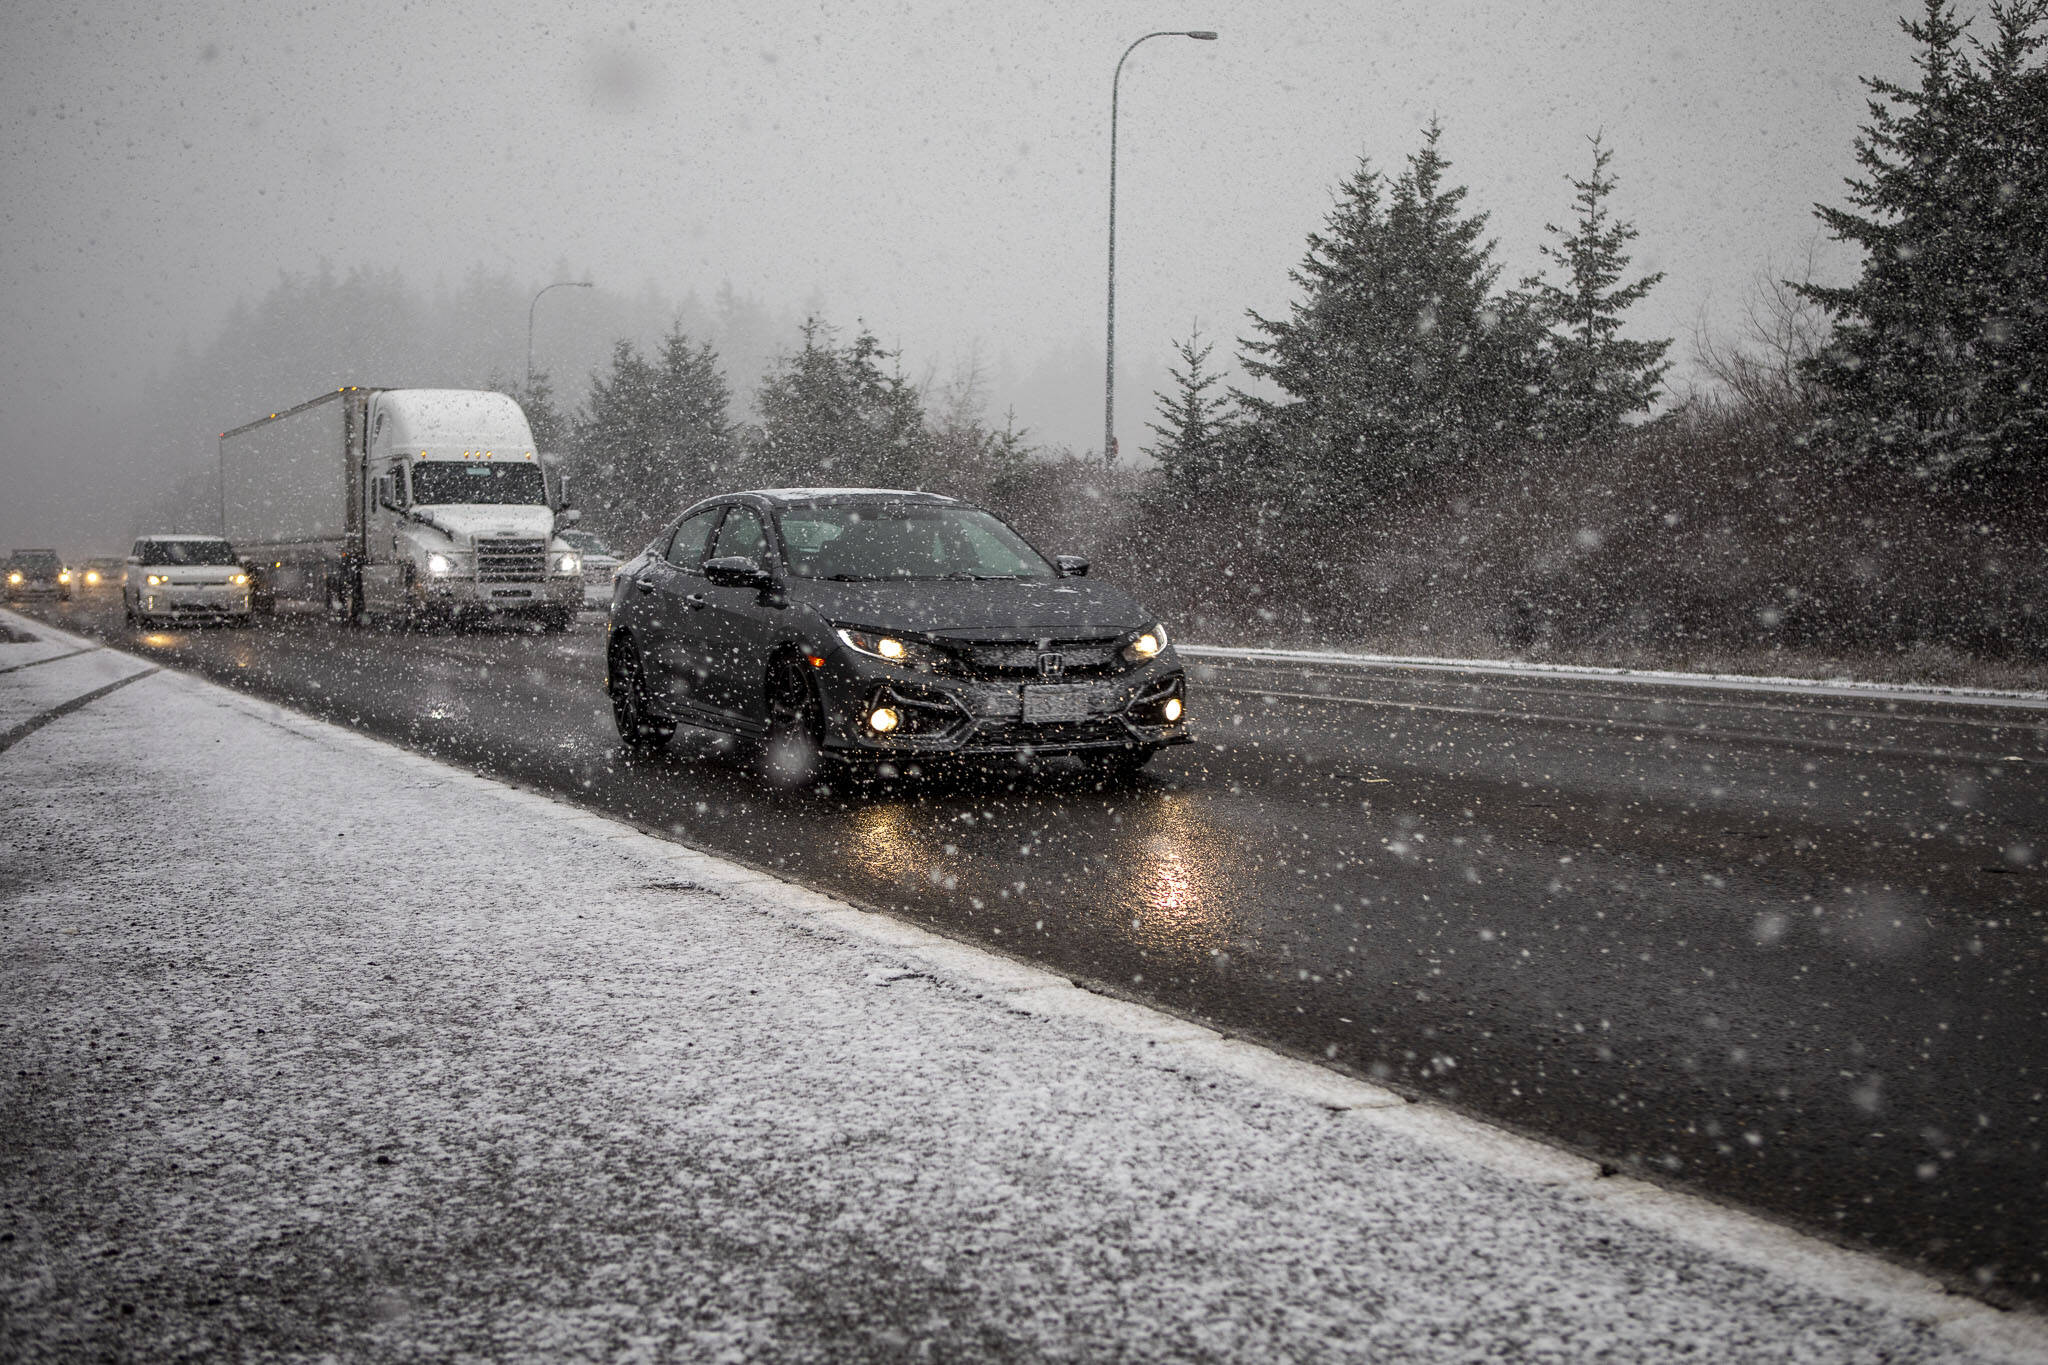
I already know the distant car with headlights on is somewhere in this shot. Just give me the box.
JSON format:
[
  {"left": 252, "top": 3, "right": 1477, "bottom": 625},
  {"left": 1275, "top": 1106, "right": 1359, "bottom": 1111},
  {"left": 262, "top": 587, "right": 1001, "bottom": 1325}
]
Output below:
[
  {"left": 123, "top": 535, "right": 253, "bottom": 628},
  {"left": 74, "top": 556, "right": 126, "bottom": 597},
  {"left": 605, "top": 488, "right": 1188, "bottom": 784},
  {"left": 5, "top": 549, "right": 68, "bottom": 603},
  {"left": 558, "top": 529, "right": 623, "bottom": 608}
]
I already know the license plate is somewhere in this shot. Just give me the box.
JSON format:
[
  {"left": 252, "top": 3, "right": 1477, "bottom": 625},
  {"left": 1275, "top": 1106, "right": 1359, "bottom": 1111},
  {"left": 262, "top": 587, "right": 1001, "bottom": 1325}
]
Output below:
[
  {"left": 490, "top": 588, "right": 535, "bottom": 599},
  {"left": 1021, "top": 684, "right": 1090, "bottom": 722}
]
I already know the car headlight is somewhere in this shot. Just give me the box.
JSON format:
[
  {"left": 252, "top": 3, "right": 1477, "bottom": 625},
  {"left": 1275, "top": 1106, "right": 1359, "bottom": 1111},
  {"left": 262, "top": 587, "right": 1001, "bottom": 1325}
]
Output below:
[
  {"left": 426, "top": 553, "right": 454, "bottom": 576},
  {"left": 6, "top": 572, "right": 21, "bottom": 585},
  {"left": 58, "top": 570, "right": 71, "bottom": 584},
  {"left": 85, "top": 571, "right": 101, "bottom": 585},
  {"left": 834, "top": 627, "right": 946, "bottom": 669},
  {"left": 1122, "top": 623, "right": 1170, "bottom": 663},
  {"left": 146, "top": 574, "right": 167, "bottom": 586},
  {"left": 554, "top": 552, "right": 581, "bottom": 576}
]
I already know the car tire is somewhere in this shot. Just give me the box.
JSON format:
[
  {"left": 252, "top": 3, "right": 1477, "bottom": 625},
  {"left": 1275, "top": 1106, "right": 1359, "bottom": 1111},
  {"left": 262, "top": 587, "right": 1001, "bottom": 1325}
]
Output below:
[
  {"left": 758, "top": 652, "right": 827, "bottom": 788},
  {"left": 609, "top": 636, "right": 673, "bottom": 756}
]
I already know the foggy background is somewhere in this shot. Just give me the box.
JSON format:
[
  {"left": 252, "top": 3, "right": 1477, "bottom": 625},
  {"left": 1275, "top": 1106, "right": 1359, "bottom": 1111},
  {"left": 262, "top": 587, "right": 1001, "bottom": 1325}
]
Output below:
[{"left": 3, "top": 0, "right": 1904, "bottom": 557}]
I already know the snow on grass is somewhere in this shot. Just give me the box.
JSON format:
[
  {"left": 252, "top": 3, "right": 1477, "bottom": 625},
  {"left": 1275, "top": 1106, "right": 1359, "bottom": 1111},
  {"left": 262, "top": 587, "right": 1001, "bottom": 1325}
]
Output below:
[{"left": 0, "top": 644, "right": 2030, "bottom": 1362}]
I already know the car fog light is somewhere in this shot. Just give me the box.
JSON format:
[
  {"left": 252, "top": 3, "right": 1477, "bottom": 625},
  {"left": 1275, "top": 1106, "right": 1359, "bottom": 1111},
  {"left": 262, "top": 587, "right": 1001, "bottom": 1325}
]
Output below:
[
  {"left": 868, "top": 706, "right": 901, "bottom": 733},
  {"left": 1164, "top": 697, "right": 1183, "bottom": 722}
]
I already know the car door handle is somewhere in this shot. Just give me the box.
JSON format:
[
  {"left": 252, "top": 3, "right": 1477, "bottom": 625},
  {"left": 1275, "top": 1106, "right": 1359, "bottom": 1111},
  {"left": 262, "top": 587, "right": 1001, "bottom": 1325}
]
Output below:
[
  {"left": 634, "top": 578, "right": 655, "bottom": 594},
  {"left": 684, "top": 592, "right": 709, "bottom": 610}
]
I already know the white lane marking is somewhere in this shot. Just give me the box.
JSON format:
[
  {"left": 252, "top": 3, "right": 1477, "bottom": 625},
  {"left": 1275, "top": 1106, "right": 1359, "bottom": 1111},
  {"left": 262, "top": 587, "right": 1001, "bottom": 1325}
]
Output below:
[{"left": 1182, "top": 644, "right": 2048, "bottom": 712}]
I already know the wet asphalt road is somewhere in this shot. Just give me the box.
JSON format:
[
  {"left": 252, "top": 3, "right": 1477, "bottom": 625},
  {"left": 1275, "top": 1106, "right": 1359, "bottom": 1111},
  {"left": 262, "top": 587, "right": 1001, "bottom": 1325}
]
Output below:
[{"left": 20, "top": 595, "right": 2048, "bottom": 1304}]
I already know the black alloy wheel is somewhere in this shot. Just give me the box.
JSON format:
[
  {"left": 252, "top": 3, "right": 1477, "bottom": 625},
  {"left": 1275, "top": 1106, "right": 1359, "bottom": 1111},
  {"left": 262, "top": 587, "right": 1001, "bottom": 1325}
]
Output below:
[
  {"left": 609, "top": 637, "right": 673, "bottom": 756},
  {"left": 759, "top": 652, "right": 827, "bottom": 788}
]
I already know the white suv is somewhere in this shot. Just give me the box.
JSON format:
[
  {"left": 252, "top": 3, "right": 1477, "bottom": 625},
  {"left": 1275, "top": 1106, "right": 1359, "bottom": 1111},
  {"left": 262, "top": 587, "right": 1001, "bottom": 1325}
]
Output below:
[{"left": 124, "top": 535, "right": 253, "bottom": 628}]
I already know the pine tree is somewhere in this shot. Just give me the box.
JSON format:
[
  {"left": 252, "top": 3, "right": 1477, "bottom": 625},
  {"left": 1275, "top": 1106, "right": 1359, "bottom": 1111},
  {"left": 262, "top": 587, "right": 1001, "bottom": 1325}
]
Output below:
[
  {"left": 754, "top": 320, "right": 937, "bottom": 489},
  {"left": 1799, "top": 0, "right": 2048, "bottom": 484},
  {"left": 1526, "top": 135, "right": 1671, "bottom": 442},
  {"left": 572, "top": 324, "right": 736, "bottom": 545},
  {"left": 1238, "top": 122, "right": 1540, "bottom": 506},
  {"left": 1144, "top": 325, "right": 1232, "bottom": 501}
]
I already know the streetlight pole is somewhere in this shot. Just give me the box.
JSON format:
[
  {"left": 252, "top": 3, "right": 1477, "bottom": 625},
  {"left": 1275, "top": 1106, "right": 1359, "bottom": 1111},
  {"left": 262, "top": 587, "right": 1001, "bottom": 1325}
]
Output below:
[
  {"left": 527, "top": 280, "right": 593, "bottom": 394},
  {"left": 1105, "top": 29, "right": 1216, "bottom": 466}
]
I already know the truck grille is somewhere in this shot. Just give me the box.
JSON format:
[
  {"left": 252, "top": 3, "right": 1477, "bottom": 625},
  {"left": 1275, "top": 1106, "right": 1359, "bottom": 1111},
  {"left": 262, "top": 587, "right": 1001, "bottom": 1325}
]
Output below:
[{"left": 476, "top": 538, "right": 546, "bottom": 582}]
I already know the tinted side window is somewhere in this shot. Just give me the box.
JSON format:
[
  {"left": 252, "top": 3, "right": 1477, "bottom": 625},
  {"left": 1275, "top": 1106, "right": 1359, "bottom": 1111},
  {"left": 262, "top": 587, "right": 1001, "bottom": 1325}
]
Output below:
[
  {"left": 711, "top": 507, "right": 767, "bottom": 563},
  {"left": 665, "top": 509, "right": 720, "bottom": 571}
]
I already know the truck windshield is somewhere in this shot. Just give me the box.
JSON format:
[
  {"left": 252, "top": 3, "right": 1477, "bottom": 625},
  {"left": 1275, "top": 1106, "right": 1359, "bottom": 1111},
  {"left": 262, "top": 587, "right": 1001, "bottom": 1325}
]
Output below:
[
  {"left": 137, "top": 540, "right": 238, "bottom": 566},
  {"left": 411, "top": 462, "right": 547, "bottom": 507}
]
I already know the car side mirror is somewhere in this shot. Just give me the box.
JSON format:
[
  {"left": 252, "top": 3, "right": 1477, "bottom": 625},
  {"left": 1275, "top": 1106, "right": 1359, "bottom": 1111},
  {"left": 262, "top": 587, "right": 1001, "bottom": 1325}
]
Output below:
[
  {"left": 704, "top": 555, "right": 772, "bottom": 590},
  {"left": 1054, "top": 554, "right": 1090, "bottom": 577}
]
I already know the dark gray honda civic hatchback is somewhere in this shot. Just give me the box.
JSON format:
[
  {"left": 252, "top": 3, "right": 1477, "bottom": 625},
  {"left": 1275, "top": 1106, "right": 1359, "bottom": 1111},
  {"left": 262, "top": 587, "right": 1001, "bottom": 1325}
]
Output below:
[{"left": 605, "top": 488, "right": 1189, "bottom": 783}]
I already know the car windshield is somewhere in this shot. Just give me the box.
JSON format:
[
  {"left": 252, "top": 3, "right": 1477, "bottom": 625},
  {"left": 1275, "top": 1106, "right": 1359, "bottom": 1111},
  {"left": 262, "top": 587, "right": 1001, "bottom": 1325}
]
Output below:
[
  {"left": 411, "top": 461, "right": 546, "bottom": 507},
  {"left": 137, "top": 540, "right": 238, "bottom": 566},
  {"left": 559, "top": 530, "right": 613, "bottom": 556},
  {"left": 12, "top": 552, "right": 60, "bottom": 572},
  {"left": 775, "top": 504, "right": 1055, "bottom": 581}
]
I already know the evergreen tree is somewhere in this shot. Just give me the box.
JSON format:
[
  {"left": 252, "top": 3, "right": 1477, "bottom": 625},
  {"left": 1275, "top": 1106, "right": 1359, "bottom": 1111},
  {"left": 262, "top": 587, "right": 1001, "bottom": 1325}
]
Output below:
[
  {"left": 572, "top": 324, "right": 737, "bottom": 546},
  {"left": 493, "top": 368, "right": 570, "bottom": 455},
  {"left": 1799, "top": 0, "right": 2048, "bottom": 484},
  {"left": 1526, "top": 135, "right": 1671, "bottom": 441},
  {"left": 1238, "top": 122, "right": 1540, "bottom": 506},
  {"left": 1144, "top": 325, "right": 1233, "bottom": 500},
  {"left": 754, "top": 319, "right": 937, "bottom": 489}
]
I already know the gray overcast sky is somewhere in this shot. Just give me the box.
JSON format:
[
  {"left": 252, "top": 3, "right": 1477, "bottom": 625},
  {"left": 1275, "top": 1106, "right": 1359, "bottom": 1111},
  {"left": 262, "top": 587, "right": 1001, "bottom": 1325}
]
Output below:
[{"left": 3, "top": 0, "right": 1923, "bottom": 547}]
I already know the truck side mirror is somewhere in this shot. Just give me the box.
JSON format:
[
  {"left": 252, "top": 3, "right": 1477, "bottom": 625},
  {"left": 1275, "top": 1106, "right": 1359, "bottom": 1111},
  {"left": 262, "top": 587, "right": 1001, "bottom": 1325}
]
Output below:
[
  {"left": 561, "top": 508, "right": 582, "bottom": 526},
  {"left": 375, "top": 474, "right": 400, "bottom": 512},
  {"left": 554, "top": 474, "right": 573, "bottom": 511}
]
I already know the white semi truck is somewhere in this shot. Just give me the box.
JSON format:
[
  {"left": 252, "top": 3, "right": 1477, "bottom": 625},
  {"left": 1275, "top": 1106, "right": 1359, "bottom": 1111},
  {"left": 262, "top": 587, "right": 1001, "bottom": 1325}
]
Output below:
[{"left": 219, "top": 387, "right": 584, "bottom": 629}]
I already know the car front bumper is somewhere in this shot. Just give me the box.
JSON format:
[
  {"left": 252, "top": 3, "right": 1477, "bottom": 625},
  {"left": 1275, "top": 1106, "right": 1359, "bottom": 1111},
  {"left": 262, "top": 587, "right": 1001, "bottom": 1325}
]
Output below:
[
  {"left": 140, "top": 586, "right": 251, "bottom": 618},
  {"left": 815, "top": 650, "right": 1192, "bottom": 761}
]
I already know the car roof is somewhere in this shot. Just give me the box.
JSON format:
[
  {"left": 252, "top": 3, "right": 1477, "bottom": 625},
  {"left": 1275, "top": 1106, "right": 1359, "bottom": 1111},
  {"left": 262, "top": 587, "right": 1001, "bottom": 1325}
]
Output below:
[{"left": 745, "top": 488, "right": 957, "bottom": 506}]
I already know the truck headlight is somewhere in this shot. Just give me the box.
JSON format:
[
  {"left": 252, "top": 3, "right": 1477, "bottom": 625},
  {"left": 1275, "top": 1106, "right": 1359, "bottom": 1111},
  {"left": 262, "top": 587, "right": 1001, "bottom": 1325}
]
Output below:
[
  {"left": 554, "top": 552, "right": 581, "bottom": 576},
  {"left": 426, "top": 553, "right": 454, "bottom": 576},
  {"left": 229, "top": 573, "right": 248, "bottom": 586}
]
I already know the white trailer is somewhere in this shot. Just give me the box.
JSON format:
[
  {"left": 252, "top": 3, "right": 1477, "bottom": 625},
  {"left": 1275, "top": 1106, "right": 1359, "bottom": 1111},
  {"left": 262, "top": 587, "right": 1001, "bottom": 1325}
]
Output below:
[{"left": 219, "top": 387, "right": 584, "bottom": 628}]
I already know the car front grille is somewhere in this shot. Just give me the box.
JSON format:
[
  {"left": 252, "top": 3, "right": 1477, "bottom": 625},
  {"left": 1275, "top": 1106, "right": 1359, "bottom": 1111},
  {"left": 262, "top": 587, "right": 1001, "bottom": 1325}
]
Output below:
[
  {"left": 477, "top": 538, "right": 547, "bottom": 582},
  {"left": 941, "top": 638, "right": 1127, "bottom": 680}
]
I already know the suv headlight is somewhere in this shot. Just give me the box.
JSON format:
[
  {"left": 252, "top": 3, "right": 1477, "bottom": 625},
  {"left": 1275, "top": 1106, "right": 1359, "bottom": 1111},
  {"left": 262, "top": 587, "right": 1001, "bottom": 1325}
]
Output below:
[
  {"left": 835, "top": 627, "right": 946, "bottom": 669},
  {"left": 553, "top": 552, "right": 582, "bottom": 576},
  {"left": 146, "top": 574, "right": 168, "bottom": 587},
  {"left": 1121, "top": 623, "right": 1170, "bottom": 663}
]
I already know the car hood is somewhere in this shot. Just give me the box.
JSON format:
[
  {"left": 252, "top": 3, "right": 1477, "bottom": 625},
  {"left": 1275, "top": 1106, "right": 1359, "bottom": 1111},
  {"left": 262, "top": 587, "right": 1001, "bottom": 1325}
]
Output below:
[{"left": 790, "top": 576, "right": 1153, "bottom": 640}]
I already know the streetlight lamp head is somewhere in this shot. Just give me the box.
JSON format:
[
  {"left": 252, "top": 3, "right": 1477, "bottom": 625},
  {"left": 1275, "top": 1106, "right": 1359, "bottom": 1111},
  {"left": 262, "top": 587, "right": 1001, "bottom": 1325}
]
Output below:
[{"left": 1187, "top": 30, "right": 1218, "bottom": 39}]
